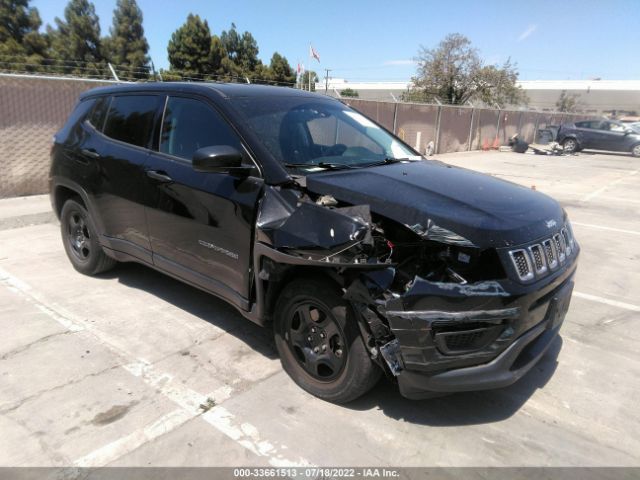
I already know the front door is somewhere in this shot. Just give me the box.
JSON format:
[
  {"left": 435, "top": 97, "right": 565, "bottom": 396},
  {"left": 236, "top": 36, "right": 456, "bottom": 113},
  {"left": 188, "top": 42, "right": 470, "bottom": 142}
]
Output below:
[{"left": 145, "top": 95, "right": 263, "bottom": 309}]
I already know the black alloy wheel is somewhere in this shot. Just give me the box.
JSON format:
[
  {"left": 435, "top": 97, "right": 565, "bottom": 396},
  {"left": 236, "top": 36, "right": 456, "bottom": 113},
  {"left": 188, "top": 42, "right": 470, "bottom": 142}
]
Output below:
[
  {"left": 286, "top": 301, "right": 348, "bottom": 381},
  {"left": 274, "top": 278, "right": 381, "bottom": 403},
  {"left": 60, "top": 199, "right": 116, "bottom": 275}
]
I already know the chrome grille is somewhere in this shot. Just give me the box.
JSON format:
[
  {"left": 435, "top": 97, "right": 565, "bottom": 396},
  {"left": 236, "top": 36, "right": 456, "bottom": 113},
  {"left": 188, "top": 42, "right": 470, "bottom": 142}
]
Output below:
[
  {"left": 509, "top": 249, "right": 534, "bottom": 281},
  {"left": 508, "top": 224, "right": 577, "bottom": 282},
  {"left": 553, "top": 233, "right": 566, "bottom": 264},
  {"left": 528, "top": 244, "right": 547, "bottom": 275},
  {"left": 561, "top": 227, "right": 572, "bottom": 256},
  {"left": 542, "top": 239, "right": 558, "bottom": 269}
]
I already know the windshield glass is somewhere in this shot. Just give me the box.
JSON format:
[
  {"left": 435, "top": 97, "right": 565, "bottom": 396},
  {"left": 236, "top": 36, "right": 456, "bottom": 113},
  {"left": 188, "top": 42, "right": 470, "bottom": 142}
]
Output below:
[{"left": 230, "top": 96, "right": 419, "bottom": 172}]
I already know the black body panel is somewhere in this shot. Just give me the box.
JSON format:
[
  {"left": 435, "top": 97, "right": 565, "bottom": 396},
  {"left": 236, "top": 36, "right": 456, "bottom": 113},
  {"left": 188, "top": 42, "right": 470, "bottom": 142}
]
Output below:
[{"left": 306, "top": 160, "right": 564, "bottom": 248}]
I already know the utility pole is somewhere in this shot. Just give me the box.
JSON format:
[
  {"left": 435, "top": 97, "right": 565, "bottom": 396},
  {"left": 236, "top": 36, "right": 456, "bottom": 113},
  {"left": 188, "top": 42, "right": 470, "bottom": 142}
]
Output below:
[{"left": 324, "top": 68, "right": 332, "bottom": 94}]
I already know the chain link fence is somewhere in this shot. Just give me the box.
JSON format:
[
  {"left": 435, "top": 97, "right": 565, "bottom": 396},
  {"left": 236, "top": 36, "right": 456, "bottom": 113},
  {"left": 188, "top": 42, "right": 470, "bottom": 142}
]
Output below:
[
  {"left": 342, "top": 98, "right": 592, "bottom": 154},
  {"left": 0, "top": 74, "right": 112, "bottom": 198},
  {"left": 0, "top": 73, "right": 593, "bottom": 198}
]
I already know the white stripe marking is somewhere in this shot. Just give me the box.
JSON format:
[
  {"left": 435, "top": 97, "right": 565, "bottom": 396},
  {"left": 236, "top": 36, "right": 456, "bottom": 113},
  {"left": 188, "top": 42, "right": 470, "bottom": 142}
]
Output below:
[
  {"left": 0, "top": 265, "right": 310, "bottom": 467},
  {"left": 202, "top": 407, "right": 313, "bottom": 467},
  {"left": 0, "top": 268, "right": 85, "bottom": 332},
  {"left": 574, "top": 291, "right": 640, "bottom": 313},
  {"left": 73, "top": 408, "right": 194, "bottom": 467},
  {"left": 571, "top": 222, "right": 640, "bottom": 236},
  {"left": 581, "top": 169, "right": 639, "bottom": 202}
]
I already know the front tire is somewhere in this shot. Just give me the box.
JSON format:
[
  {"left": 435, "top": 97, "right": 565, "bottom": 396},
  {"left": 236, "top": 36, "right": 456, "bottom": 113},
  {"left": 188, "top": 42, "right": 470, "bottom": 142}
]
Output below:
[
  {"left": 632, "top": 144, "right": 640, "bottom": 157},
  {"left": 273, "top": 278, "right": 381, "bottom": 403},
  {"left": 60, "top": 199, "right": 116, "bottom": 275},
  {"left": 562, "top": 138, "right": 578, "bottom": 153}
]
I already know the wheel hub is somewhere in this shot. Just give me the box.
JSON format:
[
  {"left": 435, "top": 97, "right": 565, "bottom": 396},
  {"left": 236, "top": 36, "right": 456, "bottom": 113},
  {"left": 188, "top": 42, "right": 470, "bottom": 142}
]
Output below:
[
  {"left": 68, "top": 213, "right": 90, "bottom": 259},
  {"left": 286, "top": 302, "right": 347, "bottom": 380}
]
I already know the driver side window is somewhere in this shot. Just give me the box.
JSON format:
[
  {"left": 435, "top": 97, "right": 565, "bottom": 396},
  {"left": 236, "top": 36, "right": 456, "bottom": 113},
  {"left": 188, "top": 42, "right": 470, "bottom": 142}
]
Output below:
[{"left": 160, "top": 96, "right": 243, "bottom": 161}]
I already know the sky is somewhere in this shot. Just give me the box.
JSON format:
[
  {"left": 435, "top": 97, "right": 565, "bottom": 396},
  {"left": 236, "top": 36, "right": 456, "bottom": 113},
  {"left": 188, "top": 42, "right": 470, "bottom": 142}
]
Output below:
[{"left": 32, "top": 0, "right": 640, "bottom": 82}]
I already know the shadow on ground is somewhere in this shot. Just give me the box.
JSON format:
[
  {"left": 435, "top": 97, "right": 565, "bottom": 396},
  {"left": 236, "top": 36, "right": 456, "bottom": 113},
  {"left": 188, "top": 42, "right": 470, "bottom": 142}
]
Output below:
[
  {"left": 96, "top": 261, "right": 278, "bottom": 360},
  {"left": 97, "top": 261, "right": 562, "bottom": 427},
  {"left": 346, "top": 335, "right": 562, "bottom": 426}
]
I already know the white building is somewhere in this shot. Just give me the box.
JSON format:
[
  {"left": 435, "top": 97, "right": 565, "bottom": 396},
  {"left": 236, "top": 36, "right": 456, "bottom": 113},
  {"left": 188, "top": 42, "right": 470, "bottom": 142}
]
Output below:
[{"left": 316, "top": 78, "right": 640, "bottom": 114}]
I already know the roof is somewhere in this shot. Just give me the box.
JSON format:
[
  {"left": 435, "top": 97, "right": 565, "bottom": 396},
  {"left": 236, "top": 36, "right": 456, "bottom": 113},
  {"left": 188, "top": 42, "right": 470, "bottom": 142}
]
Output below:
[{"left": 80, "top": 81, "right": 323, "bottom": 100}]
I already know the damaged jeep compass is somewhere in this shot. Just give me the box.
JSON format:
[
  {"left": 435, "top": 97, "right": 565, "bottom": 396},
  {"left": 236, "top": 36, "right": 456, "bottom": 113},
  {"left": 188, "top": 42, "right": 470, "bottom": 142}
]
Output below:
[{"left": 50, "top": 83, "right": 579, "bottom": 402}]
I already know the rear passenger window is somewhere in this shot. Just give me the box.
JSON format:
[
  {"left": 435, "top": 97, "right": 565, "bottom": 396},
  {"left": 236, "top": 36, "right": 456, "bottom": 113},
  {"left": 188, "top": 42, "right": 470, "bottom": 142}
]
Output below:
[
  {"left": 87, "top": 96, "right": 109, "bottom": 131},
  {"left": 103, "top": 95, "right": 160, "bottom": 148},
  {"left": 159, "top": 96, "right": 242, "bottom": 161},
  {"left": 56, "top": 98, "right": 96, "bottom": 143}
]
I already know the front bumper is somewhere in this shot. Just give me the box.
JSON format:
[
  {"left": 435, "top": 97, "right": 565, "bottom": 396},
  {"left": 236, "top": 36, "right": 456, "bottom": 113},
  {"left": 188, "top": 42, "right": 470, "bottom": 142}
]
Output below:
[{"left": 380, "top": 259, "right": 577, "bottom": 399}]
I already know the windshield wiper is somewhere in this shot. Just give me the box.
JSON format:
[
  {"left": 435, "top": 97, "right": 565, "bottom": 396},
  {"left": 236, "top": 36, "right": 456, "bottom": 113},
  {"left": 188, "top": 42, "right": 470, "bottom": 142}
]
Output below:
[
  {"left": 284, "top": 162, "right": 356, "bottom": 171},
  {"left": 360, "top": 157, "right": 414, "bottom": 168}
]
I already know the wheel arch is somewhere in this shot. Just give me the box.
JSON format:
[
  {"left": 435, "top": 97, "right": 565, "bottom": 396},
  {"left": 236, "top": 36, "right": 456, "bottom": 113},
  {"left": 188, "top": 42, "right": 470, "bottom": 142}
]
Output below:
[
  {"left": 261, "top": 263, "right": 343, "bottom": 325},
  {"left": 51, "top": 177, "right": 106, "bottom": 234}
]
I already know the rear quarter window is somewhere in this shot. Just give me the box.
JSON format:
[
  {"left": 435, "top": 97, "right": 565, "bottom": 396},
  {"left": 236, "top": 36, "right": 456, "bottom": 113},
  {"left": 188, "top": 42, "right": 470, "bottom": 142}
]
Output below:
[
  {"left": 87, "top": 96, "right": 110, "bottom": 131},
  {"left": 103, "top": 95, "right": 161, "bottom": 148},
  {"left": 56, "top": 98, "right": 96, "bottom": 143}
]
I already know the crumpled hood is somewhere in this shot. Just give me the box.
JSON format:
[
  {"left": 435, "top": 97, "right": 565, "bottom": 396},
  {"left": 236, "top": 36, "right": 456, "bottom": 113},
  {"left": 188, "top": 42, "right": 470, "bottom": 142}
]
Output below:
[{"left": 304, "top": 160, "right": 565, "bottom": 248}]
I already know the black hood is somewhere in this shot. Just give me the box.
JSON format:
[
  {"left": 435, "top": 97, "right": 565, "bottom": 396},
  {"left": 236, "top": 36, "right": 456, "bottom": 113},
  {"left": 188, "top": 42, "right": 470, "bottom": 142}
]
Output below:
[{"left": 305, "top": 160, "right": 564, "bottom": 248}]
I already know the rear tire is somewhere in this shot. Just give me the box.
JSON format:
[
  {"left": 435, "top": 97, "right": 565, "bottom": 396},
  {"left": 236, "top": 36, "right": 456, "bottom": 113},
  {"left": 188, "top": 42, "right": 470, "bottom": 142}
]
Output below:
[
  {"left": 273, "top": 278, "right": 381, "bottom": 403},
  {"left": 60, "top": 199, "right": 116, "bottom": 275},
  {"left": 562, "top": 138, "right": 578, "bottom": 153}
]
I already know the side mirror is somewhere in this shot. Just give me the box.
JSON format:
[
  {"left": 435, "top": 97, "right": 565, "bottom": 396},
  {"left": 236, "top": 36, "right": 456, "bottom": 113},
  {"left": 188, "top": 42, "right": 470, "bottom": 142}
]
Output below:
[
  {"left": 192, "top": 145, "right": 248, "bottom": 174},
  {"left": 624, "top": 128, "right": 633, "bottom": 135}
]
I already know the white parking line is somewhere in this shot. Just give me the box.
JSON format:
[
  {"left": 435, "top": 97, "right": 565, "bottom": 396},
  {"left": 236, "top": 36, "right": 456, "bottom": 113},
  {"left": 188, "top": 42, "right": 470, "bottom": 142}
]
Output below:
[
  {"left": 581, "top": 169, "right": 639, "bottom": 202},
  {"left": 571, "top": 222, "right": 640, "bottom": 236},
  {"left": 0, "top": 265, "right": 311, "bottom": 468},
  {"left": 202, "top": 407, "right": 313, "bottom": 467},
  {"left": 574, "top": 291, "right": 640, "bottom": 313}
]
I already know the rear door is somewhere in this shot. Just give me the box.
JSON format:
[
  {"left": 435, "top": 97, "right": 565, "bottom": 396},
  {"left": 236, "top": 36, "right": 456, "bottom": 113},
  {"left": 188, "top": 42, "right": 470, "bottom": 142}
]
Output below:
[
  {"left": 88, "top": 94, "right": 163, "bottom": 262},
  {"left": 573, "top": 121, "right": 602, "bottom": 148},
  {"left": 144, "top": 95, "right": 263, "bottom": 309}
]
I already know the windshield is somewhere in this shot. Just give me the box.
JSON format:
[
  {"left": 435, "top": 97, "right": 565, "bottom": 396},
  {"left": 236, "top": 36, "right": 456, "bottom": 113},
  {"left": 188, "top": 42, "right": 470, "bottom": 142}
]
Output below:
[{"left": 230, "top": 96, "right": 420, "bottom": 172}]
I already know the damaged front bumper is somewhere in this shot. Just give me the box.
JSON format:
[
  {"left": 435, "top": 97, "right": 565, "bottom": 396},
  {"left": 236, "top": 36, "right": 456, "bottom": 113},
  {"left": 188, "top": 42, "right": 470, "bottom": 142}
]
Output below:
[{"left": 373, "top": 260, "right": 577, "bottom": 399}]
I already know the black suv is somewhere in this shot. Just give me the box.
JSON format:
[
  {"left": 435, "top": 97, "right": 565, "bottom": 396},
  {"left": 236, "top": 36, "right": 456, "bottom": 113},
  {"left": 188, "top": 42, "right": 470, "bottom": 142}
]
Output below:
[{"left": 50, "top": 83, "right": 579, "bottom": 402}]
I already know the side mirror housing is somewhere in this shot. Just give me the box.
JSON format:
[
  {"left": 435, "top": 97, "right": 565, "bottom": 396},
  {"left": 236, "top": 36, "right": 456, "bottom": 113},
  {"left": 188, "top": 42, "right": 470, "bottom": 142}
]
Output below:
[{"left": 192, "top": 145, "right": 248, "bottom": 174}]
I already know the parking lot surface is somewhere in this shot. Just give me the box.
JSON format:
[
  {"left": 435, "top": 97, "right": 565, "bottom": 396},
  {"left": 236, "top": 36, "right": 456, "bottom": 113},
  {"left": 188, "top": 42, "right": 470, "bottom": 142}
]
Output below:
[{"left": 1, "top": 150, "right": 639, "bottom": 467}]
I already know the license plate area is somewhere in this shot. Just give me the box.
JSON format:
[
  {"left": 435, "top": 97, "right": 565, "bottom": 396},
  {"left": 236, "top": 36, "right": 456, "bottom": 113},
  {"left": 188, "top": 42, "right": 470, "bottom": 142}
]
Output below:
[{"left": 546, "top": 281, "right": 574, "bottom": 330}]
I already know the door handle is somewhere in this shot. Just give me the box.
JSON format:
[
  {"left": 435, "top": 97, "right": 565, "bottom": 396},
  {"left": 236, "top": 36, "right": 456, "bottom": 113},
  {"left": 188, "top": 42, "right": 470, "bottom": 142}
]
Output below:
[
  {"left": 146, "top": 170, "right": 173, "bottom": 182},
  {"left": 80, "top": 148, "right": 100, "bottom": 159}
]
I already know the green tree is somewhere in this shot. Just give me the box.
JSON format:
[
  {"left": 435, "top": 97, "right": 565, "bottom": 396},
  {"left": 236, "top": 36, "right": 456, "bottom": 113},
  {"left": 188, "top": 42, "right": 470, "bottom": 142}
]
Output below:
[
  {"left": 267, "top": 52, "right": 294, "bottom": 85},
  {"left": 167, "top": 14, "right": 211, "bottom": 75},
  {"left": 299, "top": 70, "right": 318, "bottom": 91},
  {"left": 207, "top": 34, "right": 227, "bottom": 76},
  {"left": 104, "top": 0, "right": 150, "bottom": 79},
  {"left": 220, "top": 23, "right": 260, "bottom": 75},
  {"left": 409, "top": 33, "right": 527, "bottom": 106},
  {"left": 556, "top": 90, "right": 581, "bottom": 112},
  {"left": 0, "top": 0, "right": 48, "bottom": 70},
  {"left": 51, "top": 0, "right": 104, "bottom": 74},
  {"left": 340, "top": 88, "right": 359, "bottom": 98}
]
